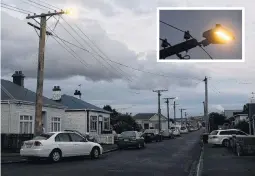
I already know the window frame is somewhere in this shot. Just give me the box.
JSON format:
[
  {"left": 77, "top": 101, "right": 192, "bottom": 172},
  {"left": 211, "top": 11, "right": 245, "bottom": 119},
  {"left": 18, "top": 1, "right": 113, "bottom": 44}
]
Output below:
[
  {"left": 19, "top": 115, "right": 34, "bottom": 134},
  {"left": 55, "top": 133, "right": 72, "bottom": 142},
  {"left": 68, "top": 133, "right": 85, "bottom": 142},
  {"left": 51, "top": 117, "right": 61, "bottom": 132},
  {"left": 103, "top": 117, "right": 110, "bottom": 131},
  {"left": 90, "top": 116, "right": 98, "bottom": 132}
]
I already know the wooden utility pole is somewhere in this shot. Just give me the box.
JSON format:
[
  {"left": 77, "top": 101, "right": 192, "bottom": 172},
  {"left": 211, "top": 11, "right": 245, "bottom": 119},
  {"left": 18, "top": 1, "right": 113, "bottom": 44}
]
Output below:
[
  {"left": 204, "top": 76, "right": 209, "bottom": 133},
  {"left": 164, "top": 97, "right": 176, "bottom": 130},
  {"left": 26, "top": 11, "right": 66, "bottom": 136},
  {"left": 180, "top": 108, "right": 186, "bottom": 126},
  {"left": 153, "top": 89, "right": 168, "bottom": 132}
]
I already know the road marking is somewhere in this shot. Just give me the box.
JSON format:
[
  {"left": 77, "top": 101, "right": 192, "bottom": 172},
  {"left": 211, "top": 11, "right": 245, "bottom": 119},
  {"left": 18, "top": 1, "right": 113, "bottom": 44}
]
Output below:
[{"left": 196, "top": 146, "right": 204, "bottom": 176}]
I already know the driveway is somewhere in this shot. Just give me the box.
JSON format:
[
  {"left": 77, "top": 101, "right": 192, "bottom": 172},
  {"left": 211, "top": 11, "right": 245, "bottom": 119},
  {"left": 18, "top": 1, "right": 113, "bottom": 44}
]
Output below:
[{"left": 1, "top": 130, "right": 203, "bottom": 176}]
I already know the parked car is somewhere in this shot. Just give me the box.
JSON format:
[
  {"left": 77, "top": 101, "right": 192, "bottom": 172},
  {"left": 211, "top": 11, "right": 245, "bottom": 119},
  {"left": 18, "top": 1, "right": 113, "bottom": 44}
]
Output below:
[
  {"left": 64, "top": 129, "right": 97, "bottom": 142},
  {"left": 20, "top": 131, "right": 103, "bottom": 162},
  {"left": 180, "top": 126, "right": 189, "bottom": 134},
  {"left": 142, "top": 129, "right": 163, "bottom": 143},
  {"left": 170, "top": 127, "right": 181, "bottom": 137},
  {"left": 117, "top": 131, "right": 145, "bottom": 149},
  {"left": 161, "top": 129, "right": 174, "bottom": 139},
  {"left": 208, "top": 129, "right": 249, "bottom": 147}
]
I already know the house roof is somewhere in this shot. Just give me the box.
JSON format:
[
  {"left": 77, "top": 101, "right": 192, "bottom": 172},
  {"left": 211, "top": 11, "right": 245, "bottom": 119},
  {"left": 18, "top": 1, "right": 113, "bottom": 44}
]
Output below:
[
  {"left": 133, "top": 113, "right": 156, "bottom": 120},
  {"left": 59, "top": 94, "right": 111, "bottom": 114},
  {"left": 1, "top": 79, "right": 65, "bottom": 108}
]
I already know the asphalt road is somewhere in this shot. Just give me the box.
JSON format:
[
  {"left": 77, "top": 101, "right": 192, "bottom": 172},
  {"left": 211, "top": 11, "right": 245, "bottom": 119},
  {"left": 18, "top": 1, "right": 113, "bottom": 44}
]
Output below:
[{"left": 2, "top": 130, "right": 203, "bottom": 176}]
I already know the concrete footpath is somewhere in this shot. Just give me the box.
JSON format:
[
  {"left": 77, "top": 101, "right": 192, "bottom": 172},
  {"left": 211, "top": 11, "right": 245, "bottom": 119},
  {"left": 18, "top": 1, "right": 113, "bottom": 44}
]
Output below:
[
  {"left": 199, "top": 144, "right": 255, "bottom": 176},
  {"left": 1, "top": 144, "right": 118, "bottom": 164}
]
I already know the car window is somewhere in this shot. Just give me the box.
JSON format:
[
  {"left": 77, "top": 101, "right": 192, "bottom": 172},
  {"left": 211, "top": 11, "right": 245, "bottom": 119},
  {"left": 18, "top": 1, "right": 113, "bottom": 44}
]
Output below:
[
  {"left": 55, "top": 133, "right": 71, "bottom": 142},
  {"left": 219, "top": 131, "right": 232, "bottom": 135},
  {"left": 69, "top": 133, "right": 85, "bottom": 142},
  {"left": 32, "top": 133, "right": 53, "bottom": 140},
  {"left": 236, "top": 131, "right": 247, "bottom": 135},
  {"left": 210, "top": 130, "right": 218, "bottom": 135}
]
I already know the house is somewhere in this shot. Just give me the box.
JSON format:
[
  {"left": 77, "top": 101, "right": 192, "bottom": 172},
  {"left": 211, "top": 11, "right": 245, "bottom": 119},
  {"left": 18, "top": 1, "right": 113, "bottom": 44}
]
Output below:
[
  {"left": 133, "top": 113, "right": 174, "bottom": 130},
  {"left": 1, "top": 71, "right": 66, "bottom": 134},
  {"left": 51, "top": 86, "right": 111, "bottom": 135},
  {"left": 224, "top": 109, "right": 243, "bottom": 119}
]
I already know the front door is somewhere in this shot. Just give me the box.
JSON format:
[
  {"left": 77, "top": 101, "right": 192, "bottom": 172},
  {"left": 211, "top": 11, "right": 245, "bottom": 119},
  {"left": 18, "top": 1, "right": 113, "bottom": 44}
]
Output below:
[
  {"left": 68, "top": 133, "right": 87, "bottom": 155},
  {"left": 55, "top": 133, "right": 74, "bottom": 157}
]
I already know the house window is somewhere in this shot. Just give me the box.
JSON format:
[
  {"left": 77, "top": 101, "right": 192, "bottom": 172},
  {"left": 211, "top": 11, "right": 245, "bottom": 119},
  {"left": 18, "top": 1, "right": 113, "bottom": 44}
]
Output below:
[
  {"left": 90, "top": 116, "right": 97, "bottom": 131},
  {"left": 20, "top": 115, "right": 33, "bottom": 134},
  {"left": 51, "top": 117, "right": 61, "bottom": 132},
  {"left": 103, "top": 117, "right": 110, "bottom": 130}
]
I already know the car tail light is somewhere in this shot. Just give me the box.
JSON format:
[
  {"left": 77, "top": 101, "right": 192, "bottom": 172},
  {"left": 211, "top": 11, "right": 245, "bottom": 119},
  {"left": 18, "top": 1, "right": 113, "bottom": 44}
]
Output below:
[{"left": 34, "top": 141, "right": 42, "bottom": 146}]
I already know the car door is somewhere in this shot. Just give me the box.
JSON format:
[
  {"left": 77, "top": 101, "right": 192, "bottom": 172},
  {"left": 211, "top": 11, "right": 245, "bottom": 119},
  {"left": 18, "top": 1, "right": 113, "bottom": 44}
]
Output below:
[
  {"left": 68, "top": 133, "right": 88, "bottom": 156},
  {"left": 55, "top": 133, "right": 74, "bottom": 157}
]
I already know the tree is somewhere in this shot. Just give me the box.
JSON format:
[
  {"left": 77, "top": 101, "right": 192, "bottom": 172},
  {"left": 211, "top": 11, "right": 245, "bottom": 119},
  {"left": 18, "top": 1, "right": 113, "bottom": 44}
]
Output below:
[
  {"left": 103, "top": 105, "right": 142, "bottom": 133},
  {"left": 235, "top": 121, "right": 251, "bottom": 134},
  {"left": 209, "top": 112, "right": 228, "bottom": 132}
]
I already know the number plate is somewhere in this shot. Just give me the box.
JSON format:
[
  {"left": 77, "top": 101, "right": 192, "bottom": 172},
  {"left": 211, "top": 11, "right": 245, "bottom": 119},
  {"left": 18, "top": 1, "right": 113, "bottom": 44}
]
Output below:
[{"left": 124, "top": 139, "right": 129, "bottom": 142}]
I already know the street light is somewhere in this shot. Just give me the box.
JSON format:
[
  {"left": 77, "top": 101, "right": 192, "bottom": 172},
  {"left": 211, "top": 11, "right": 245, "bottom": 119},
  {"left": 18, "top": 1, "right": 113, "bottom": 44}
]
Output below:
[{"left": 202, "top": 24, "right": 235, "bottom": 46}]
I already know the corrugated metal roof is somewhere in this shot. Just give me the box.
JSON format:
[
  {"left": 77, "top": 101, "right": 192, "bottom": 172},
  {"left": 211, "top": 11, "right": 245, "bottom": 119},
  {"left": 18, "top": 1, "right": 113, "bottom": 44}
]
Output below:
[
  {"left": 1, "top": 79, "right": 65, "bottom": 108},
  {"left": 59, "top": 94, "right": 111, "bottom": 113},
  {"left": 133, "top": 113, "right": 156, "bottom": 120}
]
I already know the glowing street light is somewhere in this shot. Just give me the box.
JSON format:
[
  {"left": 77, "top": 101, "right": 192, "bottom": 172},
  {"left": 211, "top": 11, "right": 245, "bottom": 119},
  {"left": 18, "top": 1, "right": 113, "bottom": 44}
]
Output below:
[{"left": 202, "top": 24, "right": 235, "bottom": 45}]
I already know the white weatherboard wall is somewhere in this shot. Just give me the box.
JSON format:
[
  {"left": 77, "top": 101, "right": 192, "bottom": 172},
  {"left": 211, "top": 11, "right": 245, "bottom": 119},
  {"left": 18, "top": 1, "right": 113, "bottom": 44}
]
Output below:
[
  {"left": 63, "top": 111, "right": 87, "bottom": 134},
  {"left": 1, "top": 103, "right": 65, "bottom": 134}
]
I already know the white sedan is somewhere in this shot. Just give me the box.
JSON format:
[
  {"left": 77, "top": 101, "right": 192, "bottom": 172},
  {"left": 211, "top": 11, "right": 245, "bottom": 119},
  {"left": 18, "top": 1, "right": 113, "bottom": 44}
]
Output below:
[{"left": 20, "top": 131, "right": 103, "bottom": 162}]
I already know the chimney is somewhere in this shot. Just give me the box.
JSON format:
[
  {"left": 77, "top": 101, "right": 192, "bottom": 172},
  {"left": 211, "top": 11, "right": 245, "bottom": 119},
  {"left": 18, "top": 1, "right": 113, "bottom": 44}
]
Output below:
[
  {"left": 12, "top": 71, "right": 25, "bottom": 87},
  {"left": 52, "top": 86, "right": 62, "bottom": 101},
  {"left": 74, "top": 89, "right": 82, "bottom": 99}
]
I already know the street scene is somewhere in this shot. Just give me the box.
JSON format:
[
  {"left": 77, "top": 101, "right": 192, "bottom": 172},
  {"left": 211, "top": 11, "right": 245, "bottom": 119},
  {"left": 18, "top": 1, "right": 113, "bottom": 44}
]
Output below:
[{"left": 1, "top": 0, "right": 255, "bottom": 176}]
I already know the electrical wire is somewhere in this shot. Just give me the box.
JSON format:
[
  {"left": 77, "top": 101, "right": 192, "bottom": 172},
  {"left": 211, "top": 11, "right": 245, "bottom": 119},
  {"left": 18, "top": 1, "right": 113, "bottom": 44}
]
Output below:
[
  {"left": 37, "top": 0, "right": 61, "bottom": 10},
  {"left": 26, "top": 0, "right": 56, "bottom": 11},
  {"left": 160, "top": 20, "right": 213, "bottom": 60},
  {"left": 59, "top": 16, "right": 133, "bottom": 82},
  {"left": 1, "top": 2, "right": 34, "bottom": 14},
  {"left": 1, "top": 5, "right": 28, "bottom": 14},
  {"left": 19, "top": 0, "right": 48, "bottom": 12}
]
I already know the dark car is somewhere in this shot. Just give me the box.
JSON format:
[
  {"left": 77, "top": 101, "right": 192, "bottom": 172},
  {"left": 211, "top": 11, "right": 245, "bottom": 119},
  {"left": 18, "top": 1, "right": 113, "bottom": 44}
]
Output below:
[
  {"left": 142, "top": 129, "right": 163, "bottom": 143},
  {"left": 117, "top": 131, "right": 145, "bottom": 149}
]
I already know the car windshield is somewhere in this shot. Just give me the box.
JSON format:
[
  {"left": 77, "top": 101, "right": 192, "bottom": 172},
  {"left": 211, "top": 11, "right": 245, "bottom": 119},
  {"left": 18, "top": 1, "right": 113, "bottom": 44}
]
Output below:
[
  {"left": 180, "top": 127, "right": 186, "bottom": 130},
  {"left": 121, "top": 131, "right": 136, "bottom": 137},
  {"left": 144, "top": 129, "right": 157, "bottom": 133},
  {"left": 32, "top": 133, "right": 54, "bottom": 140},
  {"left": 210, "top": 130, "right": 218, "bottom": 135}
]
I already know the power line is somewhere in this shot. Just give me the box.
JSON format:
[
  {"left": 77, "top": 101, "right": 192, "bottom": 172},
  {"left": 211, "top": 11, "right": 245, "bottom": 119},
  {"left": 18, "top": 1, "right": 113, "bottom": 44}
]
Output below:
[
  {"left": 19, "top": 0, "right": 48, "bottom": 12},
  {"left": 37, "top": 0, "right": 61, "bottom": 10},
  {"left": 1, "top": 5, "right": 28, "bottom": 14},
  {"left": 26, "top": 0, "right": 56, "bottom": 11},
  {"left": 59, "top": 16, "right": 133, "bottom": 82},
  {"left": 160, "top": 20, "right": 213, "bottom": 60},
  {"left": 1, "top": 2, "right": 34, "bottom": 14},
  {"left": 160, "top": 20, "right": 185, "bottom": 33}
]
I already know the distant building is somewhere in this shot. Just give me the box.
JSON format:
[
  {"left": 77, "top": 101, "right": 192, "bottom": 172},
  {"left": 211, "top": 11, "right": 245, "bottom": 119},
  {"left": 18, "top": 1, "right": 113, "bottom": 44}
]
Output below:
[
  {"left": 224, "top": 110, "right": 243, "bottom": 119},
  {"left": 133, "top": 113, "right": 174, "bottom": 130}
]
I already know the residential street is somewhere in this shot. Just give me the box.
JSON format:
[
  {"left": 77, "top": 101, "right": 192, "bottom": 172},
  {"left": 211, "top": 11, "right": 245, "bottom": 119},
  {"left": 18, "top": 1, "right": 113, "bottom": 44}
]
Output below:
[{"left": 2, "top": 130, "right": 202, "bottom": 176}]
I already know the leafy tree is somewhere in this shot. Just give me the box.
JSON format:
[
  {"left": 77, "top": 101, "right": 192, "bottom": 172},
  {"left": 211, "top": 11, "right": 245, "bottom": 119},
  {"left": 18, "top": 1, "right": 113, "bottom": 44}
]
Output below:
[
  {"left": 209, "top": 112, "right": 228, "bottom": 132},
  {"left": 103, "top": 105, "right": 142, "bottom": 133},
  {"left": 234, "top": 121, "right": 251, "bottom": 134}
]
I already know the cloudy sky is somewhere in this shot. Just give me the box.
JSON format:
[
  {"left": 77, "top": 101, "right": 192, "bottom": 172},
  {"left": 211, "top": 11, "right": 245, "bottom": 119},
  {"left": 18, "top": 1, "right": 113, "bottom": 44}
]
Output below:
[
  {"left": 159, "top": 9, "right": 242, "bottom": 60},
  {"left": 1, "top": 0, "right": 254, "bottom": 119}
]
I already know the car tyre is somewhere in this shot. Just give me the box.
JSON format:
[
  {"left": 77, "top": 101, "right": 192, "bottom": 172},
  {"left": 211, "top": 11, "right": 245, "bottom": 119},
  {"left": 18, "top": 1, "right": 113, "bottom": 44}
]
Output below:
[
  {"left": 90, "top": 147, "right": 100, "bottom": 159},
  {"left": 49, "top": 149, "right": 62, "bottom": 163},
  {"left": 222, "top": 139, "right": 230, "bottom": 147}
]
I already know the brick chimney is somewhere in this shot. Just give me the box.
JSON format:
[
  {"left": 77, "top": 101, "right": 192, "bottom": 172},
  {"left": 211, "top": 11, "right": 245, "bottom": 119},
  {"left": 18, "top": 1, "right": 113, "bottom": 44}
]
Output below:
[{"left": 12, "top": 71, "right": 25, "bottom": 87}]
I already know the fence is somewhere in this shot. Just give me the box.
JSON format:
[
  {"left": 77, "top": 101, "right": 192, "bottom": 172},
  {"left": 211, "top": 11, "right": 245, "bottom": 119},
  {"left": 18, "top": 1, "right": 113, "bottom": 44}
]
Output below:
[
  {"left": 1, "top": 133, "right": 34, "bottom": 152},
  {"left": 90, "top": 134, "right": 115, "bottom": 144},
  {"left": 228, "top": 135, "right": 255, "bottom": 156}
]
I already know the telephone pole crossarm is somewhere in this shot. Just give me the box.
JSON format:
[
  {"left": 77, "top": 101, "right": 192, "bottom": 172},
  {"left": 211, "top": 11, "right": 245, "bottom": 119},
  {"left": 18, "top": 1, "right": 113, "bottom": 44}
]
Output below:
[{"left": 26, "top": 11, "right": 66, "bottom": 19}]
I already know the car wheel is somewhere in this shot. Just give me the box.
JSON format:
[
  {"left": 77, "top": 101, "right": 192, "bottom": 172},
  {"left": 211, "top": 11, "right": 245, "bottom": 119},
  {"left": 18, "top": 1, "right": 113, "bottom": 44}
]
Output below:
[
  {"left": 90, "top": 147, "right": 100, "bottom": 159},
  {"left": 49, "top": 149, "right": 62, "bottom": 163},
  {"left": 222, "top": 139, "right": 229, "bottom": 147}
]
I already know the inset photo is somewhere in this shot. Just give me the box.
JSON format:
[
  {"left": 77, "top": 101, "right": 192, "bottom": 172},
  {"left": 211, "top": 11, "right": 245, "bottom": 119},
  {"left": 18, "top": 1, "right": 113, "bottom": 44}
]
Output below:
[{"left": 157, "top": 7, "right": 244, "bottom": 62}]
